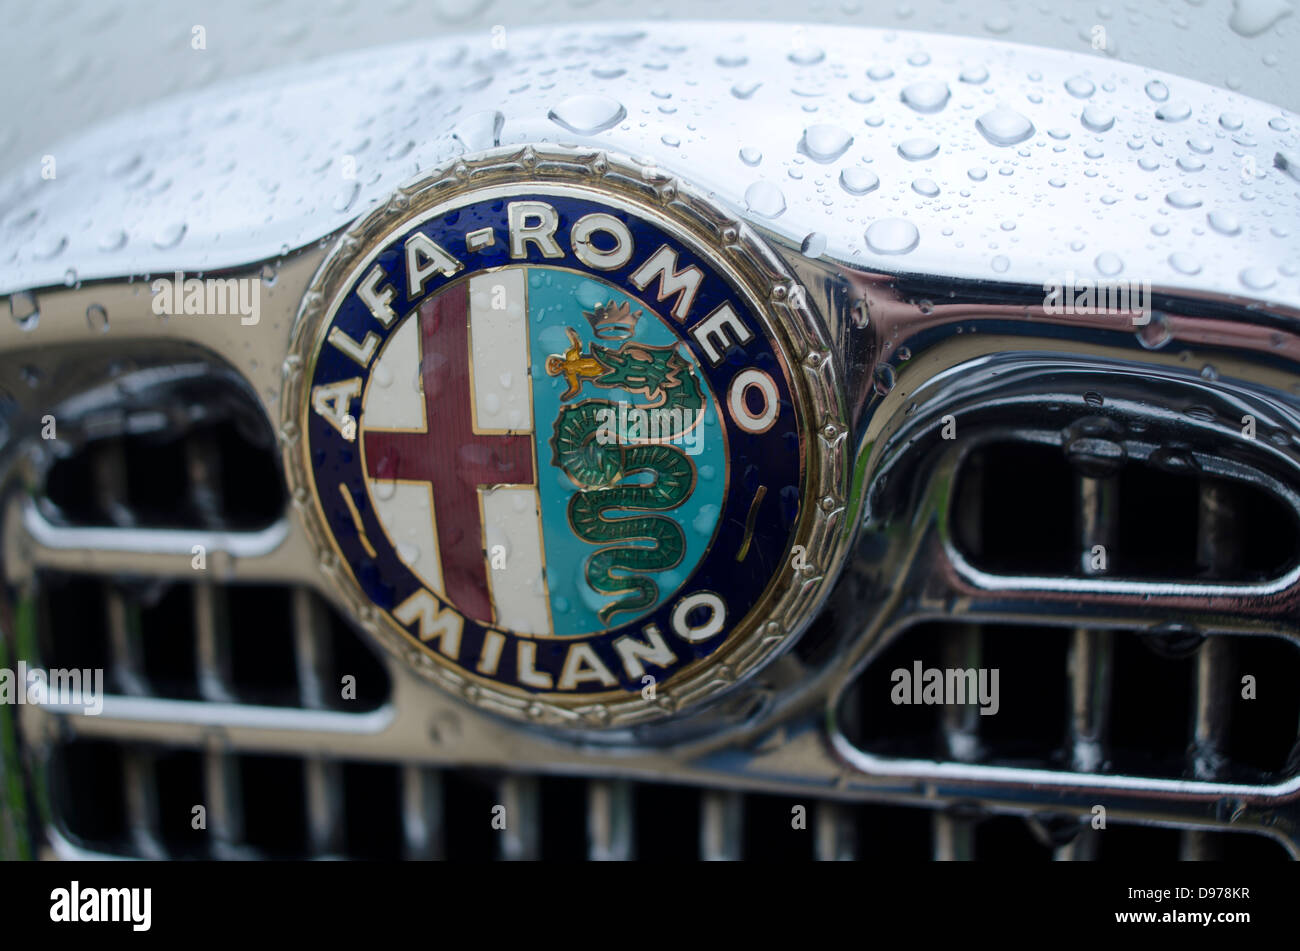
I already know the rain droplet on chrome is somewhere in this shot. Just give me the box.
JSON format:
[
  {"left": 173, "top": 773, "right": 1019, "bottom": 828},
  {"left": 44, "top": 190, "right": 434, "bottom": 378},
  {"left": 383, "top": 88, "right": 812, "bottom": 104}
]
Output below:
[
  {"left": 98, "top": 230, "right": 127, "bottom": 252},
  {"left": 801, "top": 232, "right": 828, "bottom": 257},
  {"left": 1064, "top": 76, "right": 1095, "bottom": 99},
  {"left": 744, "top": 180, "right": 787, "bottom": 218},
  {"left": 1168, "top": 252, "right": 1202, "bottom": 275},
  {"left": 1218, "top": 112, "right": 1244, "bottom": 130},
  {"left": 789, "top": 46, "right": 826, "bottom": 66},
  {"left": 1144, "top": 79, "right": 1170, "bottom": 102},
  {"left": 152, "top": 223, "right": 187, "bottom": 249},
  {"left": 872, "top": 363, "right": 895, "bottom": 394},
  {"left": 864, "top": 217, "right": 920, "bottom": 254},
  {"left": 1080, "top": 105, "right": 1115, "bottom": 133},
  {"left": 1136, "top": 311, "right": 1172, "bottom": 349},
  {"left": 849, "top": 89, "right": 875, "bottom": 103},
  {"left": 715, "top": 53, "right": 748, "bottom": 67},
  {"left": 1155, "top": 101, "right": 1192, "bottom": 122},
  {"left": 976, "top": 108, "right": 1035, "bottom": 146},
  {"left": 839, "top": 167, "right": 880, "bottom": 195},
  {"left": 900, "top": 80, "right": 950, "bottom": 113},
  {"left": 1207, "top": 210, "right": 1241, "bottom": 235},
  {"left": 731, "top": 81, "right": 762, "bottom": 100},
  {"left": 1177, "top": 156, "right": 1205, "bottom": 172},
  {"left": 991, "top": 255, "right": 1010, "bottom": 273},
  {"left": 912, "top": 178, "right": 939, "bottom": 197},
  {"left": 1229, "top": 0, "right": 1294, "bottom": 37},
  {"left": 1165, "top": 190, "right": 1202, "bottom": 209},
  {"left": 332, "top": 181, "right": 361, "bottom": 213},
  {"left": 898, "top": 137, "right": 939, "bottom": 160},
  {"left": 547, "top": 94, "right": 627, "bottom": 135},
  {"left": 33, "top": 235, "right": 67, "bottom": 260},
  {"left": 968, "top": 167, "right": 988, "bottom": 181},
  {"left": 799, "top": 124, "right": 854, "bottom": 162},
  {"left": 9, "top": 291, "right": 38, "bottom": 330},
  {"left": 1095, "top": 252, "right": 1124, "bottom": 276},
  {"left": 85, "top": 303, "right": 108, "bottom": 333},
  {"left": 1275, "top": 150, "right": 1300, "bottom": 182},
  {"left": 1239, "top": 266, "right": 1276, "bottom": 290},
  {"left": 739, "top": 146, "right": 762, "bottom": 166},
  {"left": 959, "top": 64, "right": 989, "bottom": 84},
  {"left": 867, "top": 64, "right": 894, "bottom": 81}
]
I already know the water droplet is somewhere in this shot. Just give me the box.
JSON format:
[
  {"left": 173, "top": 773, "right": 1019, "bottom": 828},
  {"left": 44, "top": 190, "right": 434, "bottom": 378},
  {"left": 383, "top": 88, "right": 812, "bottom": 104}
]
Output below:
[
  {"left": 548, "top": 94, "right": 627, "bottom": 135},
  {"left": 976, "top": 108, "right": 1035, "bottom": 146},
  {"left": 152, "top": 223, "right": 186, "bottom": 249},
  {"left": 898, "top": 136, "right": 939, "bottom": 160},
  {"left": 85, "top": 303, "right": 108, "bottom": 333},
  {"left": 332, "top": 181, "right": 360, "bottom": 213},
  {"left": 1065, "top": 76, "right": 1096, "bottom": 99},
  {"left": 591, "top": 66, "right": 625, "bottom": 80},
  {"left": 1218, "top": 112, "right": 1244, "bottom": 130},
  {"left": 789, "top": 46, "right": 826, "bottom": 66},
  {"left": 867, "top": 64, "right": 894, "bottom": 81},
  {"left": 1228, "top": 0, "right": 1294, "bottom": 37},
  {"left": 744, "top": 180, "right": 787, "bottom": 218},
  {"left": 731, "top": 81, "right": 762, "bottom": 100},
  {"left": 1080, "top": 105, "right": 1115, "bottom": 133},
  {"left": 1083, "top": 391, "right": 1104, "bottom": 408},
  {"left": 967, "top": 167, "right": 988, "bottom": 181},
  {"left": 1168, "top": 252, "right": 1202, "bottom": 274},
  {"left": 1275, "top": 150, "right": 1300, "bottom": 182},
  {"left": 839, "top": 167, "right": 880, "bottom": 195},
  {"left": 1239, "top": 266, "right": 1276, "bottom": 290},
  {"left": 715, "top": 53, "right": 748, "bottom": 67},
  {"left": 98, "top": 229, "right": 128, "bottom": 252},
  {"left": 1166, "top": 190, "right": 1202, "bottom": 209},
  {"left": 864, "top": 217, "right": 920, "bottom": 254},
  {"left": 1268, "top": 117, "right": 1291, "bottom": 131},
  {"left": 799, "top": 124, "right": 854, "bottom": 162},
  {"left": 984, "top": 15, "right": 1012, "bottom": 34},
  {"left": 900, "top": 80, "right": 950, "bottom": 113},
  {"left": 906, "top": 51, "right": 931, "bottom": 67},
  {"left": 849, "top": 89, "right": 875, "bottom": 104},
  {"left": 1155, "top": 101, "right": 1192, "bottom": 122},
  {"left": 1207, "top": 210, "right": 1241, "bottom": 235},
  {"left": 1137, "top": 311, "right": 1172, "bottom": 349},
  {"left": 911, "top": 178, "right": 939, "bottom": 197},
  {"left": 959, "top": 65, "right": 989, "bottom": 84},
  {"left": 872, "top": 363, "right": 896, "bottom": 394},
  {"left": 739, "top": 146, "right": 762, "bottom": 166},
  {"left": 991, "top": 255, "right": 1010, "bottom": 273},
  {"left": 33, "top": 235, "right": 67, "bottom": 260},
  {"left": 1144, "top": 80, "right": 1170, "bottom": 102},
  {"left": 1095, "top": 252, "right": 1124, "bottom": 276},
  {"left": 801, "top": 232, "right": 828, "bottom": 257},
  {"left": 9, "top": 291, "right": 38, "bottom": 330},
  {"left": 661, "top": 133, "right": 681, "bottom": 147}
]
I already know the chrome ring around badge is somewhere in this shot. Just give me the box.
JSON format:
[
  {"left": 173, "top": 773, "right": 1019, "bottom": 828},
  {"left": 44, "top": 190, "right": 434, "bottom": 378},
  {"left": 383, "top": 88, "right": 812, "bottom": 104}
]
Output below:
[{"left": 282, "top": 146, "right": 849, "bottom": 729}]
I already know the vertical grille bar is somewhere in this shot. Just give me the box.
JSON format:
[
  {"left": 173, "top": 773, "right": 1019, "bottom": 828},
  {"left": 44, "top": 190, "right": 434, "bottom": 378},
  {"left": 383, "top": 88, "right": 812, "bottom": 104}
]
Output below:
[
  {"left": 204, "top": 736, "right": 245, "bottom": 859},
  {"left": 290, "top": 588, "right": 344, "bottom": 857},
  {"left": 934, "top": 453, "right": 985, "bottom": 860},
  {"left": 699, "top": 790, "right": 743, "bottom": 860},
  {"left": 123, "top": 748, "right": 164, "bottom": 859},
  {"left": 400, "top": 766, "right": 445, "bottom": 860},
  {"left": 586, "top": 780, "right": 633, "bottom": 861},
  {"left": 814, "top": 802, "right": 858, "bottom": 860},
  {"left": 498, "top": 775, "right": 540, "bottom": 860},
  {"left": 1057, "top": 471, "right": 1118, "bottom": 861},
  {"left": 1181, "top": 480, "right": 1240, "bottom": 860}
]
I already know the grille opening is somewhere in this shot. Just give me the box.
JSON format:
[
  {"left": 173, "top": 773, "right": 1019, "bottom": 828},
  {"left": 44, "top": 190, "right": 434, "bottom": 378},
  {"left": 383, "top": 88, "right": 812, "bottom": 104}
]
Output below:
[
  {"left": 44, "top": 418, "right": 283, "bottom": 530},
  {"left": 839, "top": 622, "right": 1300, "bottom": 783},
  {"left": 538, "top": 777, "right": 590, "bottom": 861},
  {"left": 634, "top": 782, "right": 701, "bottom": 860},
  {"left": 743, "top": 794, "right": 815, "bottom": 860},
  {"left": 953, "top": 442, "right": 1300, "bottom": 580},
  {"left": 41, "top": 740, "right": 1294, "bottom": 860},
  {"left": 35, "top": 574, "right": 390, "bottom": 711},
  {"left": 442, "top": 770, "right": 500, "bottom": 858},
  {"left": 227, "top": 587, "right": 299, "bottom": 706},
  {"left": 342, "top": 762, "right": 404, "bottom": 860},
  {"left": 153, "top": 749, "right": 206, "bottom": 858},
  {"left": 238, "top": 754, "right": 309, "bottom": 857}
]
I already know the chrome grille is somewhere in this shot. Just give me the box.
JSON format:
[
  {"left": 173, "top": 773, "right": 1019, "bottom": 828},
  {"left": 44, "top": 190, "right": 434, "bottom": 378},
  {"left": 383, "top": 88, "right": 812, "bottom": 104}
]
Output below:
[{"left": 2, "top": 369, "right": 1294, "bottom": 860}]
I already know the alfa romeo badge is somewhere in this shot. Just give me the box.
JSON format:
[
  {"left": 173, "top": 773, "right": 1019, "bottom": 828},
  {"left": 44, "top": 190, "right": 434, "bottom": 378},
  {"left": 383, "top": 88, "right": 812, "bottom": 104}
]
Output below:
[{"left": 282, "top": 146, "right": 848, "bottom": 728}]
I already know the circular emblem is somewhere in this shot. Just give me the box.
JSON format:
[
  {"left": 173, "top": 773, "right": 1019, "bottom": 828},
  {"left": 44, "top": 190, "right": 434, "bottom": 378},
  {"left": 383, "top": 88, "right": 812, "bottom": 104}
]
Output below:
[{"left": 283, "top": 146, "right": 847, "bottom": 729}]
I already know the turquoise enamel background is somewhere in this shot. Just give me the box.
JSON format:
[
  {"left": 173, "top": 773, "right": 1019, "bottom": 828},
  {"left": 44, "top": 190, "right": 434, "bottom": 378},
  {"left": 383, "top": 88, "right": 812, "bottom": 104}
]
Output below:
[{"left": 526, "top": 267, "right": 728, "bottom": 638}]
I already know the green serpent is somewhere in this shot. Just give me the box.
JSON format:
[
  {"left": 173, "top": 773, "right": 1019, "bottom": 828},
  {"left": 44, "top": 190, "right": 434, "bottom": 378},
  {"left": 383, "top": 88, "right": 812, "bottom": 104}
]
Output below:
[{"left": 546, "top": 330, "right": 705, "bottom": 625}]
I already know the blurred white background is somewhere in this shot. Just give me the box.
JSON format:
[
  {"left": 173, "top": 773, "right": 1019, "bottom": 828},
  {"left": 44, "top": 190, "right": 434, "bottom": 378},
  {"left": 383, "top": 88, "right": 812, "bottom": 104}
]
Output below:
[{"left": 0, "top": 0, "right": 1296, "bottom": 177}]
